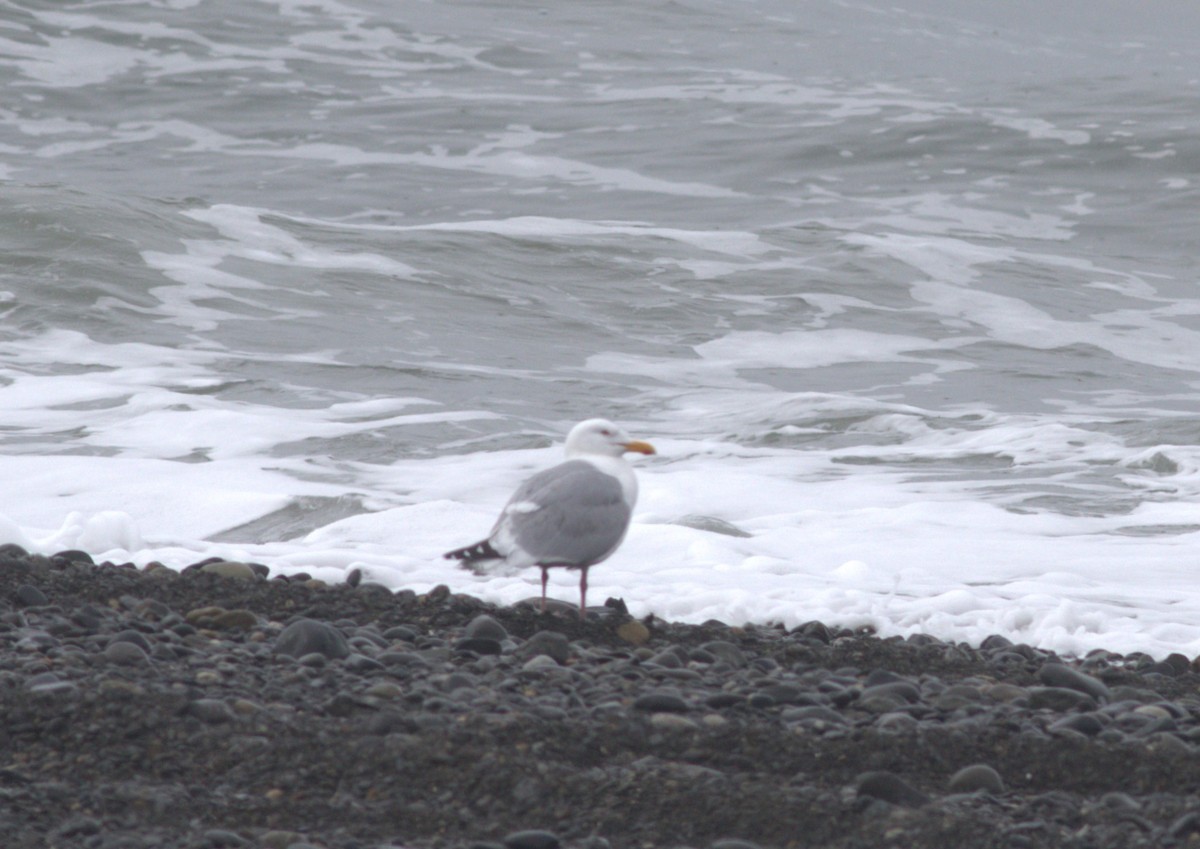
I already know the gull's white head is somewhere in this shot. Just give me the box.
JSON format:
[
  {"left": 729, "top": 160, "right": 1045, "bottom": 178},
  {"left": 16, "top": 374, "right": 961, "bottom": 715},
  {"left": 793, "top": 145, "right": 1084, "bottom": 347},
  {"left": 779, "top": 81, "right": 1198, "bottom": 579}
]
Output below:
[{"left": 564, "top": 418, "right": 656, "bottom": 459}]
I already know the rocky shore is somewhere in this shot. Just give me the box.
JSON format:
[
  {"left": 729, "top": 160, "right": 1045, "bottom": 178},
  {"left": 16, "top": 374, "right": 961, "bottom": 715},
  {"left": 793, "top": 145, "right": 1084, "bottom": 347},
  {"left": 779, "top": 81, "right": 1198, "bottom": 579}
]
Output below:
[{"left": 3, "top": 546, "right": 1200, "bottom": 849}]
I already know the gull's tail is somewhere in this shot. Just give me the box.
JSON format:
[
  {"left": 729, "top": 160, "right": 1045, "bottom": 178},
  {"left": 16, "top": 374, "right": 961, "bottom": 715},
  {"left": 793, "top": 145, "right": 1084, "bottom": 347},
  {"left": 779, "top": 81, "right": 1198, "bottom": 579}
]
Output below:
[{"left": 444, "top": 539, "right": 502, "bottom": 570}]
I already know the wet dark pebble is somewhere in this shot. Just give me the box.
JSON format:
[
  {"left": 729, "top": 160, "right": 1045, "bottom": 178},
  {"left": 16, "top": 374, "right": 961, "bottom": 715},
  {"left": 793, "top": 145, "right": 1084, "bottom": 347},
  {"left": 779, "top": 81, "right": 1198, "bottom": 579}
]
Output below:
[
  {"left": 502, "top": 830, "right": 561, "bottom": 849},
  {"left": 1, "top": 551, "right": 1200, "bottom": 849},
  {"left": 857, "top": 770, "right": 930, "bottom": 807},
  {"left": 274, "top": 617, "right": 351, "bottom": 659}
]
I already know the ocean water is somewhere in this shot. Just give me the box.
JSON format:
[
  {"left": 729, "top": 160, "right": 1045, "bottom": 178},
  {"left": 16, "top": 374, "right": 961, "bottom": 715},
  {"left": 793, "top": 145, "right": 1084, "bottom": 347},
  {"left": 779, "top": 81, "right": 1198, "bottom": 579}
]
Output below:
[{"left": 3, "top": 0, "right": 1200, "bottom": 658}]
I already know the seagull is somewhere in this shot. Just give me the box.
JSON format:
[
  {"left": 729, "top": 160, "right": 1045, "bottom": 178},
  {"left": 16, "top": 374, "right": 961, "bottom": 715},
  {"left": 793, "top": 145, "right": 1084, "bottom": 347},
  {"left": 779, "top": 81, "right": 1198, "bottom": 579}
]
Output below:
[{"left": 445, "top": 418, "right": 655, "bottom": 619}]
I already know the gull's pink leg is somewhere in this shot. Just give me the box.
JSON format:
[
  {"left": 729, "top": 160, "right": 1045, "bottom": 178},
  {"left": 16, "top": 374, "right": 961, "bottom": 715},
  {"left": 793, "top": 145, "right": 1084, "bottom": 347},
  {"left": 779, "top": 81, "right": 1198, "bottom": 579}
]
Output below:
[
  {"left": 578, "top": 567, "right": 589, "bottom": 621},
  {"left": 540, "top": 567, "right": 549, "bottom": 613}
]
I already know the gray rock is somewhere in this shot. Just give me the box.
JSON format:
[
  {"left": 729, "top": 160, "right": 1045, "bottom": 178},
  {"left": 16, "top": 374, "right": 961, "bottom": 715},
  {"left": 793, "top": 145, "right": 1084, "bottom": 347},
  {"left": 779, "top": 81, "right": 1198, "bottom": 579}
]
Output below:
[
  {"left": 1038, "top": 662, "right": 1110, "bottom": 703},
  {"left": 199, "top": 561, "right": 258, "bottom": 581},
  {"left": 104, "top": 641, "right": 150, "bottom": 666},
  {"left": 190, "top": 699, "right": 235, "bottom": 724},
  {"left": 14, "top": 584, "right": 48, "bottom": 607},
  {"left": 1050, "top": 713, "right": 1105, "bottom": 737},
  {"left": 274, "top": 619, "right": 351, "bottom": 659},
  {"left": 1028, "top": 686, "right": 1098, "bottom": 712},
  {"left": 503, "top": 830, "right": 561, "bottom": 849},
  {"left": 701, "top": 640, "right": 748, "bottom": 667},
  {"left": 948, "top": 764, "right": 1006, "bottom": 794},
  {"left": 633, "top": 691, "right": 691, "bottom": 713},
  {"left": 109, "top": 629, "right": 152, "bottom": 651},
  {"left": 464, "top": 613, "right": 508, "bottom": 641},
  {"left": 517, "top": 630, "right": 570, "bottom": 665},
  {"left": 856, "top": 771, "right": 929, "bottom": 807}
]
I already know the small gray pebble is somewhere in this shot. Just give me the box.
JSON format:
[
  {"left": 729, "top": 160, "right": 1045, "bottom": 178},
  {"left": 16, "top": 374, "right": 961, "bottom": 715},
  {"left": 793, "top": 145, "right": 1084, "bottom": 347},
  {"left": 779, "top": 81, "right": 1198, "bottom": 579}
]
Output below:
[
  {"left": 464, "top": 614, "right": 508, "bottom": 641},
  {"left": 1050, "top": 713, "right": 1105, "bottom": 737},
  {"left": 14, "top": 584, "right": 48, "bottom": 607},
  {"left": 275, "top": 618, "right": 350, "bottom": 659},
  {"left": 109, "top": 629, "right": 152, "bottom": 651},
  {"left": 202, "top": 829, "right": 251, "bottom": 847},
  {"left": 503, "top": 830, "right": 561, "bottom": 849},
  {"left": 1027, "top": 686, "right": 1097, "bottom": 712},
  {"left": 455, "top": 637, "right": 503, "bottom": 656},
  {"left": 1038, "top": 662, "right": 1110, "bottom": 702},
  {"left": 104, "top": 641, "right": 150, "bottom": 666},
  {"left": 190, "top": 699, "right": 235, "bottom": 724},
  {"left": 948, "top": 764, "right": 1005, "bottom": 794},
  {"left": 517, "top": 630, "right": 570, "bottom": 665},
  {"left": 857, "top": 771, "right": 929, "bottom": 807},
  {"left": 861, "top": 680, "right": 921, "bottom": 704},
  {"left": 633, "top": 691, "right": 690, "bottom": 713},
  {"left": 343, "top": 653, "right": 385, "bottom": 673},
  {"left": 199, "top": 560, "right": 258, "bottom": 581},
  {"left": 701, "top": 640, "right": 747, "bottom": 667}
]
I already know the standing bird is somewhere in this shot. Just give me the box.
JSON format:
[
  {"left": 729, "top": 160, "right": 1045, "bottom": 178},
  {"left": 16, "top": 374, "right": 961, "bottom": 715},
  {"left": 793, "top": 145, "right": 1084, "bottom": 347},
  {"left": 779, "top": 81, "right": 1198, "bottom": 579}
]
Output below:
[{"left": 445, "top": 419, "right": 655, "bottom": 619}]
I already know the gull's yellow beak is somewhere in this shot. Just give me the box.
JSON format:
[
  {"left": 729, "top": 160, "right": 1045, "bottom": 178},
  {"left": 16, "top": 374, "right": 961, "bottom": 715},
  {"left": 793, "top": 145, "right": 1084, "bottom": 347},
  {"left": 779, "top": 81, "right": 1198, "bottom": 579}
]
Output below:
[{"left": 623, "top": 440, "right": 656, "bottom": 456}]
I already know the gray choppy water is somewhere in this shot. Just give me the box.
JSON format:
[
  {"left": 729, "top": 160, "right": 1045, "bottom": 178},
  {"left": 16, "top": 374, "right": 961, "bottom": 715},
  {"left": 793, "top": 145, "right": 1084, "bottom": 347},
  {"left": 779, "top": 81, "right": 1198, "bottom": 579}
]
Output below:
[{"left": 2, "top": 0, "right": 1200, "bottom": 509}]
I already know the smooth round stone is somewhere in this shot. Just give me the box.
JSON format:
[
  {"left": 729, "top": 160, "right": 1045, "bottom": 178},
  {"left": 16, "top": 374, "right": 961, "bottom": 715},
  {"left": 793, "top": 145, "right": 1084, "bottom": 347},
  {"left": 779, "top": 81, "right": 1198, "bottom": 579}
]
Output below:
[
  {"left": 782, "top": 705, "right": 847, "bottom": 727},
  {"left": 14, "top": 584, "right": 48, "bottom": 607},
  {"left": 52, "top": 549, "right": 94, "bottom": 565},
  {"left": 758, "top": 683, "right": 806, "bottom": 705},
  {"left": 365, "top": 682, "right": 404, "bottom": 699},
  {"left": 949, "top": 764, "right": 1006, "bottom": 794},
  {"left": 706, "top": 693, "right": 743, "bottom": 709},
  {"left": 711, "top": 840, "right": 765, "bottom": 849},
  {"left": 1049, "top": 713, "right": 1105, "bottom": 737},
  {"left": 522, "top": 654, "right": 561, "bottom": 672},
  {"left": 517, "top": 631, "right": 570, "bottom": 665},
  {"left": 211, "top": 610, "right": 258, "bottom": 630},
  {"left": 864, "top": 681, "right": 916, "bottom": 705},
  {"left": 503, "top": 829, "right": 561, "bottom": 849},
  {"left": 454, "top": 637, "right": 503, "bottom": 656},
  {"left": 16, "top": 631, "right": 59, "bottom": 652},
  {"left": 1027, "top": 687, "right": 1097, "bottom": 712},
  {"left": 980, "top": 634, "right": 1015, "bottom": 651},
  {"left": 633, "top": 691, "right": 690, "bottom": 713},
  {"left": 1099, "top": 792, "right": 1142, "bottom": 811},
  {"left": 382, "top": 625, "right": 418, "bottom": 642},
  {"left": 201, "top": 828, "right": 251, "bottom": 847},
  {"left": 986, "top": 683, "right": 1029, "bottom": 702},
  {"left": 199, "top": 561, "right": 258, "bottom": 581},
  {"left": 1148, "top": 732, "right": 1192, "bottom": 756},
  {"left": 274, "top": 619, "right": 351, "bottom": 660},
  {"left": 190, "top": 699, "right": 235, "bottom": 724},
  {"left": 856, "top": 692, "right": 907, "bottom": 714},
  {"left": 1037, "top": 662, "right": 1110, "bottom": 702},
  {"left": 649, "top": 712, "right": 698, "bottom": 731},
  {"left": 701, "top": 641, "right": 747, "bottom": 668},
  {"left": 343, "top": 654, "right": 385, "bottom": 673},
  {"left": 856, "top": 771, "right": 929, "bottom": 807},
  {"left": 110, "top": 630, "right": 152, "bottom": 651},
  {"left": 616, "top": 620, "right": 650, "bottom": 646},
  {"left": 259, "top": 831, "right": 306, "bottom": 849},
  {"left": 104, "top": 641, "right": 150, "bottom": 666},
  {"left": 876, "top": 712, "right": 919, "bottom": 732},
  {"left": 464, "top": 614, "right": 508, "bottom": 642},
  {"left": 29, "top": 679, "right": 78, "bottom": 697}
]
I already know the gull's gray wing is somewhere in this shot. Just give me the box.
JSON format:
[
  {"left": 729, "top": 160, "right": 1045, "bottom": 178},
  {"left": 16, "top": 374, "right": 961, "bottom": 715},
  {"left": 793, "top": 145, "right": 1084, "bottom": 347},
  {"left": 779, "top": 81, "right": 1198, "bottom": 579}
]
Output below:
[{"left": 494, "top": 459, "right": 632, "bottom": 567}]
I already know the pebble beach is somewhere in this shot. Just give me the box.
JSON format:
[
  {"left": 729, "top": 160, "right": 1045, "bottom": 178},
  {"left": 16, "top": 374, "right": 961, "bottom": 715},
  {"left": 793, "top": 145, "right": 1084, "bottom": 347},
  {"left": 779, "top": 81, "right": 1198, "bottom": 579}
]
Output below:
[{"left": 4, "top": 548, "right": 1200, "bottom": 849}]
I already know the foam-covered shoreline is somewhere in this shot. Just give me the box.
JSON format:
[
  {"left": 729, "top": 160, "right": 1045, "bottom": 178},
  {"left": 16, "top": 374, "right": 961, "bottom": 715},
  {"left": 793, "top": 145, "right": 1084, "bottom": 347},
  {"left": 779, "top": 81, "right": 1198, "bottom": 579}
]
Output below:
[{"left": 2, "top": 547, "right": 1199, "bottom": 849}]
